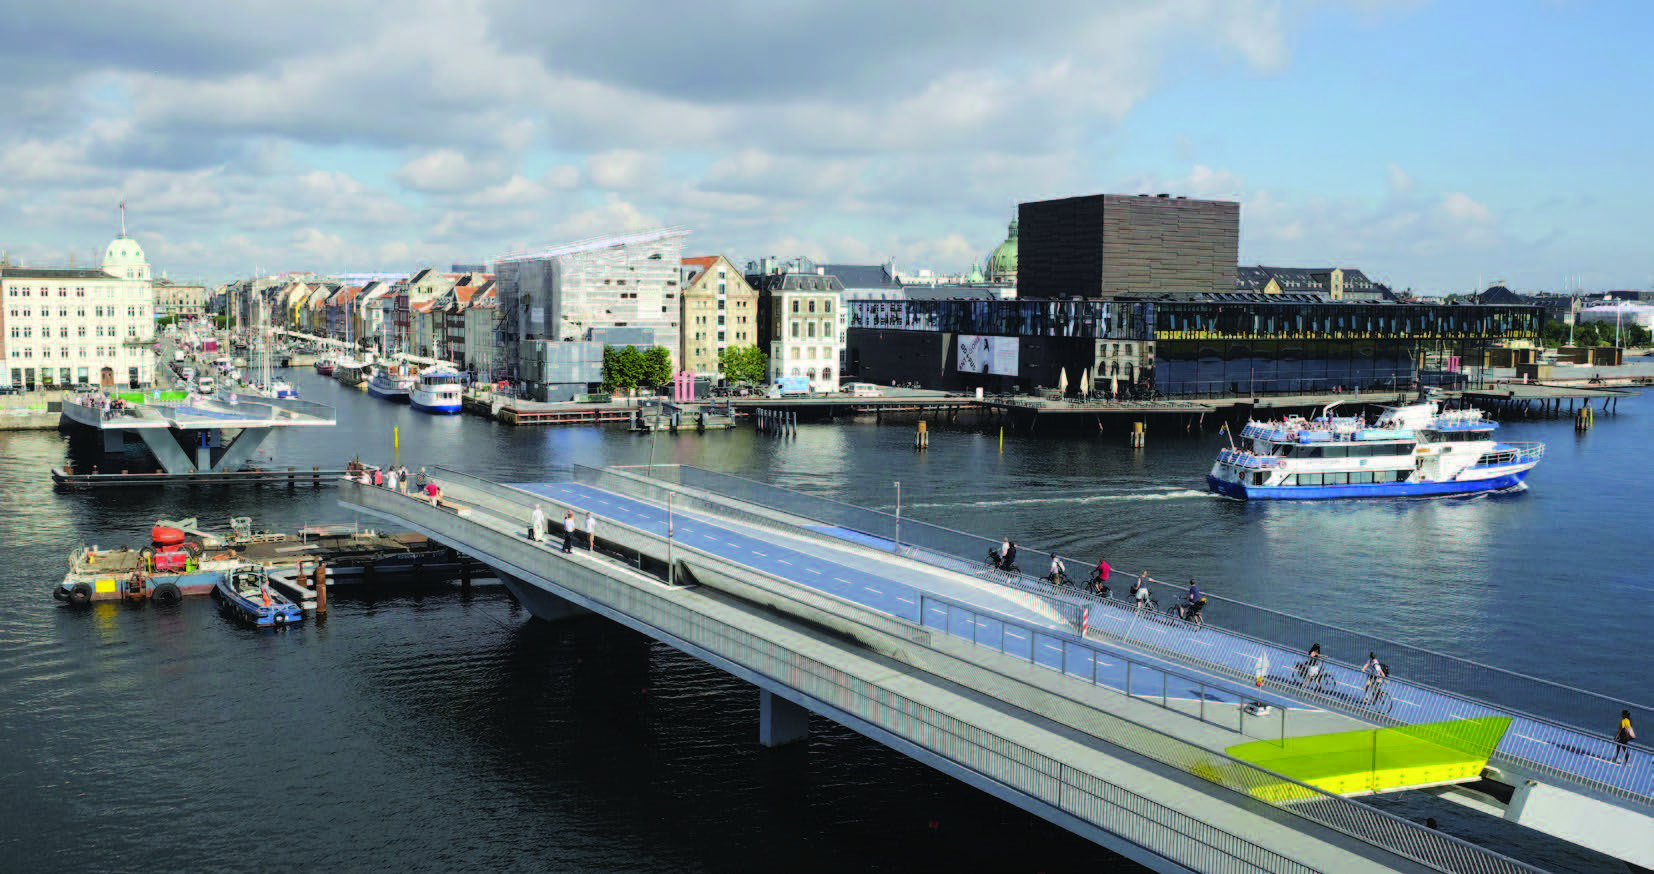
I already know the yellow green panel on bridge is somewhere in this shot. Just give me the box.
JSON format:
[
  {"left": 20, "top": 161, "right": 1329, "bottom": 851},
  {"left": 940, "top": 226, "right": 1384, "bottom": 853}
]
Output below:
[{"left": 1225, "top": 717, "right": 1511, "bottom": 801}]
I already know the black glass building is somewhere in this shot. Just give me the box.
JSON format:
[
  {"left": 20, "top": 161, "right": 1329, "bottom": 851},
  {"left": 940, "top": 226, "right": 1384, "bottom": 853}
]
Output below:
[{"left": 846, "top": 299, "right": 1543, "bottom": 395}]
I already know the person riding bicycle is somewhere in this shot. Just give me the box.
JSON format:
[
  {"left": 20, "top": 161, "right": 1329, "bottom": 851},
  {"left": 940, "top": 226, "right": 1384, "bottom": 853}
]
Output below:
[
  {"left": 1132, "top": 574, "right": 1154, "bottom": 612},
  {"left": 1089, "top": 557, "right": 1112, "bottom": 598},
  {"left": 1362, "top": 652, "right": 1385, "bottom": 699},
  {"left": 1047, "top": 555, "right": 1068, "bottom": 587},
  {"left": 1175, "top": 579, "right": 1207, "bottom": 623},
  {"left": 1001, "top": 540, "right": 1019, "bottom": 573},
  {"left": 1089, "top": 557, "right": 1112, "bottom": 591}
]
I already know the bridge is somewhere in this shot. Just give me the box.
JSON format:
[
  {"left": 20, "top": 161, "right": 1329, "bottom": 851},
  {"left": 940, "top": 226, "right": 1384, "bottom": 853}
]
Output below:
[
  {"left": 340, "top": 466, "right": 1652, "bottom": 873},
  {"left": 59, "top": 390, "right": 336, "bottom": 474}
]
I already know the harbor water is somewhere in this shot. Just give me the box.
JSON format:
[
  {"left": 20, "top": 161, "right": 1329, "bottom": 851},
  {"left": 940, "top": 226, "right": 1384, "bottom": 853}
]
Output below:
[{"left": 1, "top": 368, "right": 1648, "bottom": 873}]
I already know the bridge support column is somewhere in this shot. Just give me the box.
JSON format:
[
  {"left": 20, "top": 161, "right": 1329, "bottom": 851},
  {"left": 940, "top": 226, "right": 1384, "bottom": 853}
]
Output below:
[
  {"left": 133, "top": 427, "right": 200, "bottom": 473},
  {"left": 759, "top": 689, "right": 809, "bottom": 746}
]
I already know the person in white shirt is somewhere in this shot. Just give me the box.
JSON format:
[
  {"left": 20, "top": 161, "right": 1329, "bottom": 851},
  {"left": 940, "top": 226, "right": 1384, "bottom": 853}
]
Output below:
[
  {"left": 530, "top": 504, "right": 546, "bottom": 542},
  {"left": 562, "top": 510, "right": 576, "bottom": 553},
  {"left": 1048, "top": 556, "right": 1066, "bottom": 587},
  {"left": 585, "top": 511, "right": 596, "bottom": 550}
]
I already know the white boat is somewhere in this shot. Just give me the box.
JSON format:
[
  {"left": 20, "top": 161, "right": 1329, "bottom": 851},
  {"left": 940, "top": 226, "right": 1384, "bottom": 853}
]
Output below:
[
  {"left": 1206, "top": 394, "right": 1544, "bottom": 500},
  {"left": 270, "top": 378, "right": 298, "bottom": 399},
  {"left": 366, "top": 365, "right": 414, "bottom": 403},
  {"left": 409, "top": 366, "right": 463, "bottom": 414}
]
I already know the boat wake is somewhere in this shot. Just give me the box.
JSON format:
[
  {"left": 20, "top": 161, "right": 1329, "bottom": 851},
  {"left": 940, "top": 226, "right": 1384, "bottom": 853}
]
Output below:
[{"left": 909, "top": 489, "right": 1212, "bottom": 510}]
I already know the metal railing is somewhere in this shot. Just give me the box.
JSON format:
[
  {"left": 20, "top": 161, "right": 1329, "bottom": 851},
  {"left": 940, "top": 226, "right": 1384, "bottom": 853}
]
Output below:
[
  {"left": 580, "top": 541, "right": 1545, "bottom": 874},
  {"left": 358, "top": 477, "right": 1541, "bottom": 874},
  {"left": 623, "top": 465, "right": 1654, "bottom": 806}
]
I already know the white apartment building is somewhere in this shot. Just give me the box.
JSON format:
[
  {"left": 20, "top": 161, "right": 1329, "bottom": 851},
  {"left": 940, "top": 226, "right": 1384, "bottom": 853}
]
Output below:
[
  {"left": 750, "top": 270, "right": 845, "bottom": 392},
  {"left": 1, "top": 235, "right": 155, "bottom": 390},
  {"left": 495, "top": 227, "right": 688, "bottom": 379}
]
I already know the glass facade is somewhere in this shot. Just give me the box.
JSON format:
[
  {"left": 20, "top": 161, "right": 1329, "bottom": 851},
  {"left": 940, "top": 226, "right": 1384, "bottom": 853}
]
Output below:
[{"left": 847, "top": 299, "right": 1543, "bottom": 395}]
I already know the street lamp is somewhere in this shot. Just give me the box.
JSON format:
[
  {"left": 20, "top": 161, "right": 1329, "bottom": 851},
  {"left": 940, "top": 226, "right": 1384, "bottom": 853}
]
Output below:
[{"left": 894, "top": 480, "right": 901, "bottom": 548}]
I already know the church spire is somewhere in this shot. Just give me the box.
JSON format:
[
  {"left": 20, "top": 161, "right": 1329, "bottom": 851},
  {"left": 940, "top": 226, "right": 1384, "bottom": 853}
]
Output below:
[{"left": 119, "top": 199, "right": 127, "bottom": 237}]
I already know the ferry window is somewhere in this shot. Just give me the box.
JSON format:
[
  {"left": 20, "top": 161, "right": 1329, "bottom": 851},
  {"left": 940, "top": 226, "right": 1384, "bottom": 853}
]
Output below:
[
  {"left": 1253, "top": 472, "right": 1268, "bottom": 485},
  {"left": 1351, "top": 471, "right": 1374, "bottom": 484},
  {"left": 1299, "top": 473, "right": 1323, "bottom": 486},
  {"left": 1326, "top": 472, "right": 1349, "bottom": 485},
  {"left": 1281, "top": 475, "right": 1297, "bottom": 486}
]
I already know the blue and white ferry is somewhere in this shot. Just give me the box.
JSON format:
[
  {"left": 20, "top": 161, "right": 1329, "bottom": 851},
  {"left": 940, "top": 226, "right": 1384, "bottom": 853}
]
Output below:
[{"left": 1206, "top": 395, "right": 1544, "bottom": 500}]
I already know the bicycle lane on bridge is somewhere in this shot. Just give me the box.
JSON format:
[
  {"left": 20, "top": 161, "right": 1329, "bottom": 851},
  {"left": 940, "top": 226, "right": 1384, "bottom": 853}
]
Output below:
[
  {"left": 516, "top": 481, "right": 1318, "bottom": 716},
  {"left": 806, "top": 518, "right": 1654, "bottom": 807}
]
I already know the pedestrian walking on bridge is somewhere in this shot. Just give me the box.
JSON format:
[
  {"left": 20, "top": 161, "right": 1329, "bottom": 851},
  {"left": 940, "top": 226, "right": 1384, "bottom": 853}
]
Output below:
[{"left": 562, "top": 510, "right": 576, "bottom": 554}]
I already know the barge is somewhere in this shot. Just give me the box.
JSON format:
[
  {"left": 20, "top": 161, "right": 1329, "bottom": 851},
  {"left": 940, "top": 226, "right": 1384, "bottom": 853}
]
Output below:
[{"left": 53, "top": 518, "right": 483, "bottom": 605}]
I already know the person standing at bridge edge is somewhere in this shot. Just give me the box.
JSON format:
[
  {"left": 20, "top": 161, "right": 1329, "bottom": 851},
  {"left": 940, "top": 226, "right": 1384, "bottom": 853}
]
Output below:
[
  {"left": 585, "top": 511, "right": 596, "bottom": 550},
  {"left": 530, "top": 504, "right": 546, "bottom": 542},
  {"left": 562, "top": 510, "right": 576, "bottom": 554},
  {"left": 1613, "top": 710, "right": 1635, "bottom": 765}
]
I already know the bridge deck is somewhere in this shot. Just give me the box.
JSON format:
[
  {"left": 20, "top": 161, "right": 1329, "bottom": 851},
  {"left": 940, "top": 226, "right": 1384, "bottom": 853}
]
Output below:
[{"left": 346, "top": 476, "right": 1463, "bottom": 873}]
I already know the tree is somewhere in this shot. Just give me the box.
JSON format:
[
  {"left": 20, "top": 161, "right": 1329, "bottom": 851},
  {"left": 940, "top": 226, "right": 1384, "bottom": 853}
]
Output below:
[
  {"left": 602, "top": 345, "right": 674, "bottom": 392},
  {"left": 718, "top": 345, "right": 768, "bottom": 385},
  {"left": 643, "top": 346, "right": 673, "bottom": 389}
]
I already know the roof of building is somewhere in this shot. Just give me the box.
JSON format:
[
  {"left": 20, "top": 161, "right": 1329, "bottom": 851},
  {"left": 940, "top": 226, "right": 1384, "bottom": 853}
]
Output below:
[
  {"left": 902, "top": 285, "right": 1004, "bottom": 301},
  {"left": 495, "top": 226, "right": 689, "bottom": 263},
  {"left": 0, "top": 266, "right": 120, "bottom": 280},
  {"left": 1476, "top": 285, "right": 1524, "bottom": 304},
  {"left": 986, "top": 217, "right": 1018, "bottom": 280},
  {"left": 411, "top": 300, "right": 435, "bottom": 314},
  {"left": 746, "top": 272, "right": 845, "bottom": 293},
  {"left": 819, "top": 263, "right": 899, "bottom": 289}
]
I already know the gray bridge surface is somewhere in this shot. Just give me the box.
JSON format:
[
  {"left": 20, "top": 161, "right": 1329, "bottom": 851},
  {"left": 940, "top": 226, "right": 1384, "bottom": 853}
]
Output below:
[{"left": 339, "top": 467, "right": 1646, "bottom": 873}]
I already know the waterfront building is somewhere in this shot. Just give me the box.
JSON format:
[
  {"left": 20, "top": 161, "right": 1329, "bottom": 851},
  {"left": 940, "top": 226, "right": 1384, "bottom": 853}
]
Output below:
[
  {"left": 818, "top": 261, "right": 901, "bottom": 380},
  {"left": 1018, "top": 193, "right": 1239, "bottom": 299},
  {"left": 747, "top": 268, "right": 845, "bottom": 391},
  {"left": 154, "top": 279, "right": 208, "bottom": 322},
  {"left": 494, "top": 228, "right": 687, "bottom": 383},
  {"left": 0, "top": 233, "right": 156, "bottom": 390},
  {"left": 356, "top": 280, "right": 397, "bottom": 350},
  {"left": 679, "top": 255, "right": 758, "bottom": 380},
  {"left": 1235, "top": 266, "right": 1393, "bottom": 301},
  {"left": 462, "top": 283, "right": 501, "bottom": 380},
  {"left": 846, "top": 297, "right": 1542, "bottom": 395},
  {"left": 409, "top": 300, "right": 436, "bottom": 359}
]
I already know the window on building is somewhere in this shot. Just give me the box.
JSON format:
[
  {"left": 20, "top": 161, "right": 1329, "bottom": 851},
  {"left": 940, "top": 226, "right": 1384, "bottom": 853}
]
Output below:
[
  {"left": 807, "top": 322, "right": 815, "bottom": 338},
  {"left": 791, "top": 300, "right": 799, "bottom": 313}
]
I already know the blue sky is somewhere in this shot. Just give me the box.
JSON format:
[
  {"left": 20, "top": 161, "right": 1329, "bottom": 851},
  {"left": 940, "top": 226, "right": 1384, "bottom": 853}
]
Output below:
[{"left": 0, "top": 0, "right": 1648, "bottom": 294}]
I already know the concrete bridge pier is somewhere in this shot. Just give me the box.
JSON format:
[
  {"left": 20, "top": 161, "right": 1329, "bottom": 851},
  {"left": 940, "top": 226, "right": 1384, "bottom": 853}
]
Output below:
[
  {"left": 759, "top": 689, "right": 810, "bottom": 747},
  {"left": 496, "top": 571, "right": 589, "bottom": 621}
]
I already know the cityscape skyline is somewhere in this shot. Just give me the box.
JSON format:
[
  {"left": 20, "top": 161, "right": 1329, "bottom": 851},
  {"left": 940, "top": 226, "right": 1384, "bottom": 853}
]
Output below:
[{"left": 1, "top": 0, "right": 1651, "bottom": 293}]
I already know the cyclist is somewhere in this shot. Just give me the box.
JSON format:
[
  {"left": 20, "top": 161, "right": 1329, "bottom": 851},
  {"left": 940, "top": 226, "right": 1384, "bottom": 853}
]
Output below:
[
  {"left": 1089, "top": 557, "right": 1112, "bottom": 598},
  {"left": 1362, "top": 652, "right": 1385, "bottom": 700},
  {"left": 1001, "top": 540, "right": 1019, "bottom": 574},
  {"left": 1132, "top": 574, "right": 1154, "bottom": 612},
  {"left": 1047, "top": 555, "right": 1068, "bottom": 587}
]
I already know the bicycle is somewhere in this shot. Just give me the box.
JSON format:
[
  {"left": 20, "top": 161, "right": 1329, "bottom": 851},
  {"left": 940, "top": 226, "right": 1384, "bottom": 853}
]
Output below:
[
  {"left": 1364, "top": 682, "right": 1394, "bottom": 714},
  {"left": 1166, "top": 597, "right": 1207, "bottom": 629}
]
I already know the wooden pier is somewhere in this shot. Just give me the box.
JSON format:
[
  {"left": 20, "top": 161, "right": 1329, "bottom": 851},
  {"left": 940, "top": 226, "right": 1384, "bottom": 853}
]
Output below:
[
  {"left": 51, "top": 466, "right": 351, "bottom": 489},
  {"left": 498, "top": 404, "right": 638, "bottom": 426}
]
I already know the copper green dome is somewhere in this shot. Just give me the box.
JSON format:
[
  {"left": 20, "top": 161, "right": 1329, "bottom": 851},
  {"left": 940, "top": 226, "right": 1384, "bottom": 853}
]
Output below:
[{"left": 986, "top": 217, "right": 1017, "bottom": 282}]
